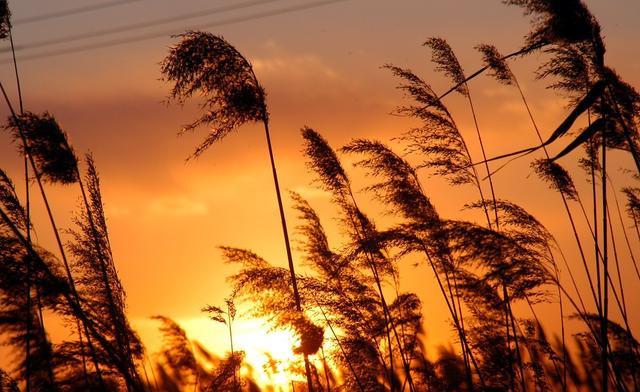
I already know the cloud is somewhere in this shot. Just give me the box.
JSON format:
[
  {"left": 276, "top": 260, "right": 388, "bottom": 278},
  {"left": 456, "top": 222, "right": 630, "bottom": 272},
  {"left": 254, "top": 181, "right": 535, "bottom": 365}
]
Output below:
[
  {"left": 147, "top": 195, "right": 209, "bottom": 217},
  {"left": 250, "top": 42, "right": 342, "bottom": 83},
  {"left": 253, "top": 54, "right": 339, "bottom": 81}
]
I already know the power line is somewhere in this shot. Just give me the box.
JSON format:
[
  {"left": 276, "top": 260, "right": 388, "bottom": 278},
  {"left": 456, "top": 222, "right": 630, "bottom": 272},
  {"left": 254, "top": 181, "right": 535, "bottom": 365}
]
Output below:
[
  {"left": 13, "top": 0, "right": 143, "bottom": 25},
  {"left": 3, "top": 0, "right": 283, "bottom": 54},
  {"left": 0, "top": 0, "right": 349, "bottom": 64}
]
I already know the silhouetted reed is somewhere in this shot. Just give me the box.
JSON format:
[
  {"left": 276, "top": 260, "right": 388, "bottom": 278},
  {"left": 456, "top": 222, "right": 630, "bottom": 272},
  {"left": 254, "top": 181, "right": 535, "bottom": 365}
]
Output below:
[
  {"left": 6, "top": 113, "right": 78, "bottom": 184},
  {"left": 302, "top": 127, "right": 415, "bottom": 391},
  {"left": 0, "top": 0, "right": 9, "bottom": 40},
  {"left": 0, "top": 47, "right": 142, "bottom": 389},
  {"left": 161, "top": 31, "right": 316, "bottom": 391},
  {"left": 0, "top": 1, "right": 638, "bottom": 391},
  {"left": 67, "top": 155, "right": 144, "bottom": 390},
  {"left": 202, "top": 295, "right": 239, "bottom": 390}
]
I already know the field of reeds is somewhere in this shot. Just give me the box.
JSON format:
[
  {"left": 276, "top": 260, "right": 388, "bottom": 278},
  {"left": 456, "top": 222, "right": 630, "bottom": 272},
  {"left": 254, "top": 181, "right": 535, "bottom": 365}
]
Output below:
[{"left": 0, "top": 0, "right": 639, "bottom": 391}]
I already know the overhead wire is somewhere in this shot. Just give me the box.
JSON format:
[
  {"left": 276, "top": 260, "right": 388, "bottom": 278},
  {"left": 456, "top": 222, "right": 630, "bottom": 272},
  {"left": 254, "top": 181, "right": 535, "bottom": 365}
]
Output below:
[
  {"left": 14, "top": 0, "right": 143, "bottom": 25},
  {"left": 0, "top": 0, "right": 349, "bottom": 64},
  {"left": 3, "top": 0, "right": 284, "bottom": 54}
]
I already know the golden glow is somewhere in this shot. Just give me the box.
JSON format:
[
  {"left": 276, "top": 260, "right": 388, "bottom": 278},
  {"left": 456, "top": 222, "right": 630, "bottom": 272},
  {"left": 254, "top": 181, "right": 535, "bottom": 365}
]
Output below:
[{"left": 176, "top": 316, "right": 312, "bottom": 389}]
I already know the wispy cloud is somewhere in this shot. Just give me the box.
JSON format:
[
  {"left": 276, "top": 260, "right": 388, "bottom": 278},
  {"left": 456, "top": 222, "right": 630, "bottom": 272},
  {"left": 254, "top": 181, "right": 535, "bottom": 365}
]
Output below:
[
  {"left": 147, "top": 195, "right": 209, "bottom": 216},
  {"left": 251, "top": 42, "right": 341, "bottom": 82}
]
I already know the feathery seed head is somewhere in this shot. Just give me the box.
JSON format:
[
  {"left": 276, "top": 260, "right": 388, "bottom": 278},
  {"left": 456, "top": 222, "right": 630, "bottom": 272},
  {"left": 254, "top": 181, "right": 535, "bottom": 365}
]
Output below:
[
  {"left": 622, "top": 188, "right": 640, "bottom": 224},
  {"left": 476, "top": 44, "right": 515, "bottom": 85},
  {"left": 161, "top": 31, "right": 266, "bottom": 158},
  {"left": 0, "top": 0, "right": 10, "bottom": 40},
  {"left": 0, "top": 169, "right": 28, "bottom": 230},
  {"left": 532, "top": 159, "right": 578, "bottom": 200},
  {"left": 505, "top": 0, "right": 599, "bottom": 46},
  {"left": 424, "top": 37, "right": 468, "bottom": 96},
  {"left": 6, "top": 112, "right": 79, "bottom": 184},
  {"left": 301, "top": 127, "right": 350, "bottom": 197}
]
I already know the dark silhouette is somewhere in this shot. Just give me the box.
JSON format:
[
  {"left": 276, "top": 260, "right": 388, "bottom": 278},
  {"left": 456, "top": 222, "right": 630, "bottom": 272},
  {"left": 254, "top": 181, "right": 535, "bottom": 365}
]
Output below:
[
  {"left": 0, "top": 0, "right": 638, "bottom": 390},
  {"left": 161, "top": 30, "right": 316, "bottom": 391}
]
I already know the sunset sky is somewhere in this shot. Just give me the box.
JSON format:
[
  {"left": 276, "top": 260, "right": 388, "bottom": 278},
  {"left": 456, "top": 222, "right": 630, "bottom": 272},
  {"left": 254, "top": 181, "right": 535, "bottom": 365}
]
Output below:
[{"left": 1, "top": 0, "right": 639, "bottom": 384}]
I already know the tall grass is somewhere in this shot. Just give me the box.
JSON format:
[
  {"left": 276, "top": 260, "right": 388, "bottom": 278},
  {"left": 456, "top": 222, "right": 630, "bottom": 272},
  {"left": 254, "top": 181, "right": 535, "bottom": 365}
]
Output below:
[
  {"left": 160, "top": 31, "right": 316, "bottom": 392},
  {"left": 0, "top": 0, "right": 638, "bottom": 391}
]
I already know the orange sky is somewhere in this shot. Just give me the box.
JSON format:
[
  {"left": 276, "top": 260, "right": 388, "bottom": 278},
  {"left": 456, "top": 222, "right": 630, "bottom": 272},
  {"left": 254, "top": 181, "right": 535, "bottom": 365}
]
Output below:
[{"left": 1, "top": 0, "right": 639, "bottom": 381}]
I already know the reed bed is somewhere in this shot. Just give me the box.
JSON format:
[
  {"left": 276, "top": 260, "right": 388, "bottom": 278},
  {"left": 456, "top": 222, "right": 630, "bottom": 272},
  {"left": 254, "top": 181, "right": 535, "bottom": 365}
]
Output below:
[{"left": 0, "top": 0, "right": 638, "bottom": 391}]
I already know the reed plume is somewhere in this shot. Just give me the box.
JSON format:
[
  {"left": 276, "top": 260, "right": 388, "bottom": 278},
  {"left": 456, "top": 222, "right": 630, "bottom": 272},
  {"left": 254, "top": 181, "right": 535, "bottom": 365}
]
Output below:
[
  {"left": 202, "top": 295, "right": 240, "bottom": 390},
  {"left": 160, "top": 31, "right": 266, "bottom": 158},
  {"left": 161, "top": 31, "right": 315, "bottom": 390},
  {"left": 0, "top": 170, "right": 28, "bottom": 231},
  {"left": 532, "top": 159, "right": 579, "bottom": 201},
  {"left": 67, "top": 154, "right": 143, "bottom": 389},
  {"left": 152, "top": 316, "right": 198, "bottom": 389},
  {"left": 6, "top": 112, "right": 78, "bottom": 184},
  {"left": 302, "top": 127, "right": 415, "bottom": 391},
  {"left": 0, "top": 0, "right": 9, "bottom": 40}
]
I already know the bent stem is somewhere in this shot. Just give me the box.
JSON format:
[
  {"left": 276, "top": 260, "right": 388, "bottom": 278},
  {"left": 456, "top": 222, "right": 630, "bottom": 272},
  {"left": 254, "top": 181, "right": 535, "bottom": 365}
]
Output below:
[
  {"left": 0, "top": 81, "right": 105, "bottom": 387},
  {"left": 261, "top": 117, "right": 315, "bottom": 392}
]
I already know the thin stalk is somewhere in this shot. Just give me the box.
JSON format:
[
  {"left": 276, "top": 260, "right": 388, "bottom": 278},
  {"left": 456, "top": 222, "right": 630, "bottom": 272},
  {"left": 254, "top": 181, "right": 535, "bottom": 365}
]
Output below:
[
  {"left": 416, "top": 242, "right": 486, "bottom": 388},
  {"left": 76, "top": 170, "right": 141, "bottom": 389},
  {"left": 226, "top": 305, "right": 236, "bottom": 391},
  {"left": 439, "top": 89, "right": 492, "bottom": 389},
  {"left": 367, "top": 256, "right": 396, "bottom": 390},
  {"left": 514, "top": 77, "right": 620, "bottom": 389},
  {"left": 513, "top": 75, "right": 603, "bottom": 322},
  {"left": 505, "top": 289, "right": 526, "bottom": 392},
  {"left": 464, "top": 90, "right": 499, "bottom": 228},
  {"left": 608, "top": 176, "right": 640, "bottom": 281},
  {"left": 24, "top": 277, "right": 31, "bottom": 392},
  {"left": 321, "top": 269, "right": 392, "bottom": 379},
  {"left": 76, "top": 319, "right": 90, "bottom": 387},
  {"left": 320, "top": 346, "right": 331, "bottom": 392},
  {"left": 450, "top": 269, "right": 474, "bottom": 390},
  {"left": 314, "top": 302, "right": 365, "bottom": 392},
  {"left": 606, "top": 202, "right": 639, "bottom": 389},
  {"left": 313, "top": 175, "right": 401, "bottom": 388},
  {"left": 416, "top": 41, "right": 548, "bottom": 116},
  {"left": 550, "top": 251, "right": 567, "bottom": 392},
  {"left": 9, "top": 26, "right": 39, "bottom": 392},
  {"left": 141, "top": 358, "right": 152, "bottom": 392},
  {"left": 503, "top": 286, "right": 515, "bottom": 391},
  {"left": 0, "top": 205, "right": 142, "bottom": 390},
  {"left": 605, "top": 206, "right": 628, "bottom": 324},
  {"left": 566, "top": 190, "right": 633, "bottom": 327},
  {"left": 569, "top": 191, "right": 635, "bottom": 327},
  {"left": 345, "top": 191, "right": 415, "bottom": 391},
  {"left": 0, "top": 81, "right": 105, "bottom": 387},
  {"left": 549, "top": 269, "right": 625, "bottom": 391},
  {"left": 440, "top": 258, "right": 472, "bottom": 386},
  {"left": 146, "top": 354, "right": 160, "bottom": 392},
  {"left": 591, "top": 142, "right": 603, "bottom": 323},
  {"left": 465, "top": 79, "right": 523, "bottom": 389},
  {"left": 601, "top": 132, "right": 608, "bottom": 392},
  {"left": 438, "top": 91, "right": 492, "bottom": 388},
  {"left": 261, "top": 117, "right": 314, "bottom": 392},
  {"left": 342, "top": 215, "right": 394, "bottom": 389},
  {"left": 587, "top": 106, "right": 603, "bottom": 330},
  {"left": 524, "top": 297, "right": 565, "bottom": 387}
]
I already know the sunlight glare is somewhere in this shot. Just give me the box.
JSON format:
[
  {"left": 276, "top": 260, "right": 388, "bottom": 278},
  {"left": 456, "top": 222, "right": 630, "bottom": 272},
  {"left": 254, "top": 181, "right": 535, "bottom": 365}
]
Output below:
[{"left": 177, "top": 316, "right": 307, "bottom": 389}]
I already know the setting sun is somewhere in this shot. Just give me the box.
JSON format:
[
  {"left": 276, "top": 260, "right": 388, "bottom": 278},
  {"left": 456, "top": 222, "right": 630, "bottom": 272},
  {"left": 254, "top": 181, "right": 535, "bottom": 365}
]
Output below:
[{"left": 175, "top": 316, "right": 327, "bottom": 390}]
